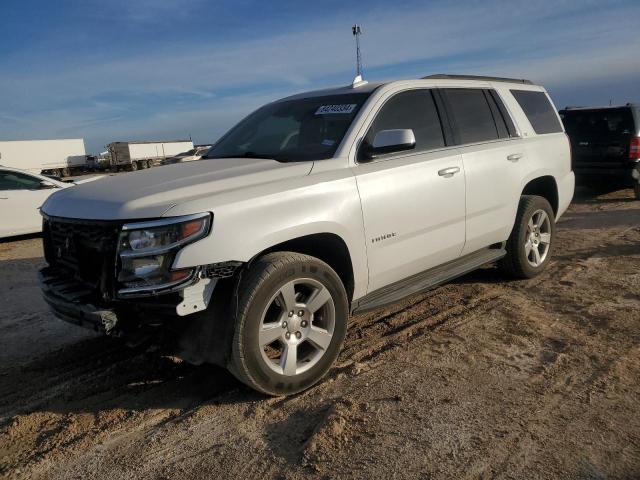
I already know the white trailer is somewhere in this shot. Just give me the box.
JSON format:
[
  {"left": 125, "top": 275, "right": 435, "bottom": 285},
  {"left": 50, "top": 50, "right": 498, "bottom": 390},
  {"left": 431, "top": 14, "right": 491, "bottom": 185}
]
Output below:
[
  {"left": 0, "top": 139, "right": 87, "bottom": 177},
  {"left": 107, "top": 140, "right": 194, "bottom": 171}
]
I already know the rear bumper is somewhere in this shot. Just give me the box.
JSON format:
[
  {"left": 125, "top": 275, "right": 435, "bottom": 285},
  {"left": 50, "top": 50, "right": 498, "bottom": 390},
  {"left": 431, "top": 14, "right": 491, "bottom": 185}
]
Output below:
[
  {"left": 39, "top": 267, "right": 120, "bottom": 334},
  {"left": 574, "top": 165, "right": 637, "bottom": 182}
]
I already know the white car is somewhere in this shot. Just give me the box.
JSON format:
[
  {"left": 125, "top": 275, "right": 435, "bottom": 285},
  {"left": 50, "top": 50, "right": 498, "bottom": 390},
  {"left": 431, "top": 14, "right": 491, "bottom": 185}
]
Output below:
[
  {"left": 162, "top": 146, "right": 212, "bottom": 165},
  {"left": 39, "top": 74, "right": 574, "bottom": 396},
  {"left": 0, "top": 167, "right": 71, "bottom": 238}
]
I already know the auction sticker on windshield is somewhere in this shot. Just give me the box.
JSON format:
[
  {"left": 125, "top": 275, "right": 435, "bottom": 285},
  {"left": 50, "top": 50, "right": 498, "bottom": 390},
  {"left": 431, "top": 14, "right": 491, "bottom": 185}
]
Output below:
[{"left": 315, "top": 104, "right": 357, "bottom": 115}]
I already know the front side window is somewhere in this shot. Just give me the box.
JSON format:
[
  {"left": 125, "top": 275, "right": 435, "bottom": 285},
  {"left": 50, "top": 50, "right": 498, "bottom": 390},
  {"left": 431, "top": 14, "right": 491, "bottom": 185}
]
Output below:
[
  {"left": 0, "top": 171, "right": 42, "bottom": 191},
  {"left": 362, "top": 89, "right": 445, "bottom": 158},
  {"left": 205, "top": 93, "right": 371, "bottom": 162},
  {"left": 511, "top": 90, "right": 563, "bottom": 135},
  {"left": 442, "top": 88, "right": 500, "bottom": 145}
]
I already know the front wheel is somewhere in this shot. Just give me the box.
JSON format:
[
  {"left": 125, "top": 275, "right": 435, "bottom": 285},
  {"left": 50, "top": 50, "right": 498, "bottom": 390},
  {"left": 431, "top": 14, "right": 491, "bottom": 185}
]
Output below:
[
  {"left": 499, "top": 195, "right": 556, "bottom": 279},
  {"left": 229, "top": 252, "right": 348, "bottom": 396}
]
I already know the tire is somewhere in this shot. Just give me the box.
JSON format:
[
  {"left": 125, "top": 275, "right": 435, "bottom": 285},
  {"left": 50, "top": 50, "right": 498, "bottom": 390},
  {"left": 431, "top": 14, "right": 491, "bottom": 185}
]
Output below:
[
  {"left": 130, "top": 161, "right": 138, "bottom": 171},
  {"left": 146, "top": 160, "right": 153, "bottom": 169},
  {"left": 140, "top": 160, "right": 148, "bottom": 169},
  {"left": 634, "top": 183, "right": 640, "bottom": 201},
  {"left": 228, "top": 252, "right": 348, "bottom": 396},
  {"left": 499, "top": 195, "right": 556, "bottom": 279},
  {"left": 61, "top": 167, "right": 71, "bottom": 177}
]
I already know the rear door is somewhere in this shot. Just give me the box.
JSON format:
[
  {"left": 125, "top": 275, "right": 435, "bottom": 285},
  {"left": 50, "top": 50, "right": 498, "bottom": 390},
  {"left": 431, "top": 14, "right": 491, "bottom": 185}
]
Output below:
[
  {"left": 354, "top": 88, "right": 466, "bottom": 292},
  {"left": 560, "top": 108, "right": 635, "bottom": 171},
  {"left": 440, "top": 88, "right": 524, "bottom": 254}
]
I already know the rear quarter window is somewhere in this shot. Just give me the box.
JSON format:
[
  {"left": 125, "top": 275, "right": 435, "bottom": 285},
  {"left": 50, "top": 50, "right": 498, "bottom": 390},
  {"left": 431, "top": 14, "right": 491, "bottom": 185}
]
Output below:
[{"left": 511, "top": 90, "right": 563, "bottom": 135}]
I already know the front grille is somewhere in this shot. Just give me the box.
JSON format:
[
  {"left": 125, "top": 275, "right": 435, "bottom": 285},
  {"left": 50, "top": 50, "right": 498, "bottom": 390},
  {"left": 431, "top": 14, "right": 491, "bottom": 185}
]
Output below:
[{"left": 43, "top": 216, "right": 121, "bottom": 298}]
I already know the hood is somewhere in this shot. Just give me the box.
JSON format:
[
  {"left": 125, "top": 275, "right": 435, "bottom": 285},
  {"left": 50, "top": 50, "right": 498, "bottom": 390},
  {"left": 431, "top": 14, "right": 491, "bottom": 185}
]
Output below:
[{"left": 42, "top": 158, "right": 313, "bottom": 220}]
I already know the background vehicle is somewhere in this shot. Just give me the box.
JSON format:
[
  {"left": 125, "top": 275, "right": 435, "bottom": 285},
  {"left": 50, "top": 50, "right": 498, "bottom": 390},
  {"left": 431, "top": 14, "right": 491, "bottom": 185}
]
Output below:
[
  {"left": 86, "top": 152, "right": 112, "bottom": 171},
  {"left": 0, "top": 139, "right": 87, "bottom": 177},
  {"left": 107, "top": 140, "right": 194, "bottom": 171},
  {"left": 39, "top": 74, "right": 574, "bottom": 396},
  {"left": 161, "top": 145, "right": 212, "bottom": 165},
  {"left": 559, "top": 104, "right": 640, "bottom": 199},
  {"left": 0, "top": 167, "right": 70, "bottom": 238}
]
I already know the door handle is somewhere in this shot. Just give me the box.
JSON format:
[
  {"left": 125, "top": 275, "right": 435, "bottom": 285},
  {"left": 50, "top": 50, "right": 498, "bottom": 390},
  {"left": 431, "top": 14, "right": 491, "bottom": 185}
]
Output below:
[
  {"left": 507, "top": 153, "right": 523, "bottom": 162},
  {"left": 0, "top": 197, "right": 7, "bottom": 200},
  {"left": 438, "top": 166, "right": 460, "bottom": 178}
]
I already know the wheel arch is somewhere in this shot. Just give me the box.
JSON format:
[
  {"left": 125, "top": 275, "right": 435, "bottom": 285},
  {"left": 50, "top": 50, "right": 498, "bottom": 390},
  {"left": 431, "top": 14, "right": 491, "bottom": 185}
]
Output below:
[
  {"left": 249, "top": 232, "right": 356, "bottom": 303},
  {"left": 521, "top": 175, "right": 559, "bottom": 216}
]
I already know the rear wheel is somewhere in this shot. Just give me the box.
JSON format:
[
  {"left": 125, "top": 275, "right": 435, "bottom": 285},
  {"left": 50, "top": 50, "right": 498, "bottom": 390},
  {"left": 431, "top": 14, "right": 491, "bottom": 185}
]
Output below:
[
  {"left": 499, "top": 195, "right": 555, "bottom": 279},
  {"left": 130, "top": 161, "right": 138, "bottom": 171},
  {"left": 146, "top": 160, "right": 153, "bottom": 169},
  {"left": 229, "top": 252, "right": 348, "bottom": 396},
  {"left": 61, "top": 167, "right": 71, "bottom": 177}
]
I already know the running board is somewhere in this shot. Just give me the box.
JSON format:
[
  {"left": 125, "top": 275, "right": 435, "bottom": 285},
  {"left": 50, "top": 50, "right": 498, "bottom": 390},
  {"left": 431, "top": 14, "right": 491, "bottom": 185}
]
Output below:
[{"left": 352, "top": 247, "right": 506, "bottom": 314}]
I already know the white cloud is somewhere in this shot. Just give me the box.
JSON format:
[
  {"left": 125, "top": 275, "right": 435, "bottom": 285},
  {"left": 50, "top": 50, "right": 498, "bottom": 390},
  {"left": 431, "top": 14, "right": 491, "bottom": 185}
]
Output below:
[{"left": 1, "top": 0, "right": 638, "bottom": 151}]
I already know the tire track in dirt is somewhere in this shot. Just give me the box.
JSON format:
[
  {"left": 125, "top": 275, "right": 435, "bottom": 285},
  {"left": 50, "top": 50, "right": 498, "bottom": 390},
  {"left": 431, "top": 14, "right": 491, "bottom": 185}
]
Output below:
[{"left": 2, "top": 189, "right": 639, "bottom": 479}]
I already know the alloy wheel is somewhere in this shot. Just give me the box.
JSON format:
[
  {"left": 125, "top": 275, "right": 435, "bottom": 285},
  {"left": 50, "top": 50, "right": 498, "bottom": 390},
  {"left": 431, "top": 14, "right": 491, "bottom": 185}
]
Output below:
[
  {"left": 525, "top": 209, "right": 551, "bottom": 267},
  {"left": 258, "top": 278, "right": 335, "bottom": 376}
]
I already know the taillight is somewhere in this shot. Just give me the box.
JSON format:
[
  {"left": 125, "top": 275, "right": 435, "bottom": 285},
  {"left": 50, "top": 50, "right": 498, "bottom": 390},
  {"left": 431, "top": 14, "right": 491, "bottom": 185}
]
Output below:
[{"left": 631, "top": 137, "right": 640, "bottom": 160}]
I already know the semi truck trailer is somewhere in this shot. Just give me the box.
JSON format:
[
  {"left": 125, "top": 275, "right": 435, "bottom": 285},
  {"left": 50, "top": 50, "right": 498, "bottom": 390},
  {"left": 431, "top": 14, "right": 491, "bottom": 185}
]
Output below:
[
  {"left": 0, "top": 139, "right": 87, "bottom": 177},
  {"left": 107, "top": 140, "right": 194, "bottom": 171}
]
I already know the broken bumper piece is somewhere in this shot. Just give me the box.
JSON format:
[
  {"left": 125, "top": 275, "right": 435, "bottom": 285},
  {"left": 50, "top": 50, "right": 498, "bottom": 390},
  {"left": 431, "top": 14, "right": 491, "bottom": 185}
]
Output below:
[{"left": 39, "top": 267, "right": 120, "bottom": 335}]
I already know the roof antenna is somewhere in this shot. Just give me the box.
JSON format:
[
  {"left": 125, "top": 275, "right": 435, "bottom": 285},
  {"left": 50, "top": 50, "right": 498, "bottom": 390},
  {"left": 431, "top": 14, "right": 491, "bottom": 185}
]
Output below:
[{"left": 351, "top": 24, "right": 367, "bottom": 87}]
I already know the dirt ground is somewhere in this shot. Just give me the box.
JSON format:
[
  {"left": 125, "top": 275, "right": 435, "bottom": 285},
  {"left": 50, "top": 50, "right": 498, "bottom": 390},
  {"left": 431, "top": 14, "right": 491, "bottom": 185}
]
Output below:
[{"left": 1, "top": 188, "right": 639, "bottom": 480}]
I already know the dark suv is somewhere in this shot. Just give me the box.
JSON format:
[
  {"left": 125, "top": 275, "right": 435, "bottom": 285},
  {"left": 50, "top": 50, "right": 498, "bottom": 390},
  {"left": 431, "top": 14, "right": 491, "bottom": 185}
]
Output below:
[{"left": 559, "top": 104, "right": 640, "bottom": 199}]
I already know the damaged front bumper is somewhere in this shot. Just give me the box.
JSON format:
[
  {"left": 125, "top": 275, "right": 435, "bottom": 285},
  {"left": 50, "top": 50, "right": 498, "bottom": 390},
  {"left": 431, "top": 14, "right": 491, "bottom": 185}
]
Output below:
[
  {"left": 39, "top": 266, "right": 232, "bottom": 336},
  {"left": 39, "top": 267, "right": 121, "bottom": 334}
]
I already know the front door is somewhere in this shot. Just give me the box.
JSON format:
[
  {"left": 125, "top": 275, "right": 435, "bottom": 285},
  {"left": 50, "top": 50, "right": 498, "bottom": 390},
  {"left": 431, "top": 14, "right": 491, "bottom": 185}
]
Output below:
[
  {"left": 0, "top": 170, "right": 56, "bottom": 236},
  {"left": 354, "top": 89, "right": 466, "bottom": 293}
]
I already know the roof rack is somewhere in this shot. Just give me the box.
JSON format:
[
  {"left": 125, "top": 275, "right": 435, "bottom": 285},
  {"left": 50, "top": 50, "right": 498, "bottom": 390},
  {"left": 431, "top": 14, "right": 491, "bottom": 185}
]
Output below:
[{"left": 422, "top": 74, "right": 533, "bottom": 85}]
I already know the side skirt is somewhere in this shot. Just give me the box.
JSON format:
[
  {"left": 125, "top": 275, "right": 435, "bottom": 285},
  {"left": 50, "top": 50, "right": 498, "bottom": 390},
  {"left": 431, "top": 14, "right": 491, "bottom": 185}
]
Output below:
[{"left": 351, "top": 246, "right": 506, "bottom": 314}]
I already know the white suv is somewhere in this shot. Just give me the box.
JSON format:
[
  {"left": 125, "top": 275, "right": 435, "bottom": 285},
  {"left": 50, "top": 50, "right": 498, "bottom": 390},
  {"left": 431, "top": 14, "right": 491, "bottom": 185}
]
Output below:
[{"left": 39, "top": 74, "right": 574, "bottom": 395}]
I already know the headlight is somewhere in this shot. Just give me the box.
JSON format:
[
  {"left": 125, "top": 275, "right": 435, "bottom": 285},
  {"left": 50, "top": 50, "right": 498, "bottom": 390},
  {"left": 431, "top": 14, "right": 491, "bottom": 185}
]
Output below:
[{"left": 117, "top": 212, "right": 211, "bottom": 296}]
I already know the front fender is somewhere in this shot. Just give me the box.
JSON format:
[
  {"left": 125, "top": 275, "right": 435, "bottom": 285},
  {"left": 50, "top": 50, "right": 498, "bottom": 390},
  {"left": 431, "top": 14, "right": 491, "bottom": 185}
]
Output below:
[{"left": 172, "top": 174, "right": 368, "bottom": 300}]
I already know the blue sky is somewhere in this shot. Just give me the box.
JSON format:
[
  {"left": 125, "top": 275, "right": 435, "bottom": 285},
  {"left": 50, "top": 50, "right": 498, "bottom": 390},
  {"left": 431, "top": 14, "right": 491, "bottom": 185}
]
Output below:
[{"left": 1, "top": 0, "right": 639, "bottom": 153}]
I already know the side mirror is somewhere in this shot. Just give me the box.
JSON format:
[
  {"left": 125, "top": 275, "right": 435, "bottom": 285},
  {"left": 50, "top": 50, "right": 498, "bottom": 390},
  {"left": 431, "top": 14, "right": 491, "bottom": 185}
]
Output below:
[
  {"left": 361, "top": 129, "right": 416, "bottom": 160},
  {"left": 39, "top": 181, "right": 57, "bottom": 190}
]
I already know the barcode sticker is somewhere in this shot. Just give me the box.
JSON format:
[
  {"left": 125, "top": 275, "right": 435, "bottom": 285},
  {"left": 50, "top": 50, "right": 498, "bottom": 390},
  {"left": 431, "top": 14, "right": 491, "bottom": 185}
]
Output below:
[{"left": 315, "top": 104, "right": 357, "bottom": 115}]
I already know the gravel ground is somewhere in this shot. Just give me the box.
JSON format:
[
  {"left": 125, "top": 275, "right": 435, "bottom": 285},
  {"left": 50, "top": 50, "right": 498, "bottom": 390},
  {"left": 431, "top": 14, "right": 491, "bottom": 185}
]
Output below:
[{"left": 0, "top": 188, "right": 639, "bottom": 480}]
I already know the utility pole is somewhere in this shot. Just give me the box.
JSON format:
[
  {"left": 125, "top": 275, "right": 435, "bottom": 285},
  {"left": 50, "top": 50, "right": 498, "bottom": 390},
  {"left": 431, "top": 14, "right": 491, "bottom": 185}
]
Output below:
[{"left": 352, "top": 24, "right": 363, "bottom": 80}]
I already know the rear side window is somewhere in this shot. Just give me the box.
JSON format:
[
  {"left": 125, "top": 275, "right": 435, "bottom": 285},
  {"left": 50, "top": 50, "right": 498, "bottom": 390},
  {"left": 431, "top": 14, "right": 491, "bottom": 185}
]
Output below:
[
  {"left": 441, "top": 89, "right": 500, "bottom": 144},
  {"left": 511, "top": 90, "right": 563, "bottom": 134},
  {"left": 364, "top": 89, "right": 445, "bottom": 155}
]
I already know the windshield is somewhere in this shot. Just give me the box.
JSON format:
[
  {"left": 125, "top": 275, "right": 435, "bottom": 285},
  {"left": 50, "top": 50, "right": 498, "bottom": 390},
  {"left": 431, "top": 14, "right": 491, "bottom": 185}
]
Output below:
[{"left": 204, "top": 93, "right": 371, "bottom": 162}]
